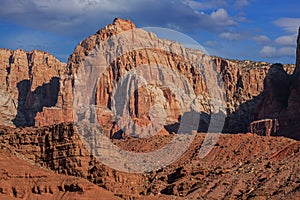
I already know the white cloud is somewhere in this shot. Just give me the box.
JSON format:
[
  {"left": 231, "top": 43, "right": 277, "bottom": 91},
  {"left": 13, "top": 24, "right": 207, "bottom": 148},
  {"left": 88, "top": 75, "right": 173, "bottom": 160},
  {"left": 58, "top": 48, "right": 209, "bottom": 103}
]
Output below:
[
  {"left": 253, "top": 35, "right": 270, "bottom": 44},
  {"left": 275, "top": 34, "right": 297, "bottom": 46},
  {"left": 219, "top": 32, "right": 241, "bottom": 40},
  {"left": 277, "top": 47, "right": 295, "bottom": 57},
  {"left": 211, "top": 8, "right": 229, "bottom": 20},
  {"left": 183, "top": 0, "right": 227, "bottom": 10},
  {"left": 259, "top": 46, "right": 276, "bottom": 57},
  {"left": 204, "top": 40, "right": 218, "bottom": 47},
  {"left": 273, "top": 18, "right": 300, "bottom": 33},
  {"left": 0, "top": 0, "right": 237, "bottom": 37},
  {"left": 259, "top": 46, "right": 295, "bottom": 58},
  {"left": 210, "top": 8, "right": 235, "bottom": 26}
]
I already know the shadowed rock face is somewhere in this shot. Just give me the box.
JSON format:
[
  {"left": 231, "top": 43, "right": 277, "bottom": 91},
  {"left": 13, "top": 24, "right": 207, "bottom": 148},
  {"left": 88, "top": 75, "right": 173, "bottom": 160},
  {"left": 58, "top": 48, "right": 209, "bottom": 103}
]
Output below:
[
  {"left": 276, "top": 28, "right": 300, "bottom": 139},
  {"left": 249, "top": 28, "right": 300, "bottom": 140},
  {"left": 254, "top": 63, "right": 292, "bottom": 121},
  {"left": 0, "top": 48, "right": 66, "bottom": 127},
  {"left": 13, "top": 77, "right": 60, "bottom": 127}
]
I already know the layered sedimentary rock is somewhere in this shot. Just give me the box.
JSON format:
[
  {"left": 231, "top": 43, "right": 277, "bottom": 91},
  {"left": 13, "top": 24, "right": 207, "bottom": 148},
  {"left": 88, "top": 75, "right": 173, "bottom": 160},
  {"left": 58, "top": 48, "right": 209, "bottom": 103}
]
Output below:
[
  {"left": 36, "top": 18, "right": 219, "bottom": 136},
  {"left": 0, "top": 148, "right": 121, "bottom": 200},
  {"left": 0, "top": 48, "right": 66, "bottom": 127},
  {"left": 33, "top": 18, "right": 295, "bottom": 135},
  {"left": 1, "top": 123, "right": 300, "bottom": 199},
  {"left": 0, "top": 19, "right": 296, "bottom": 136}
]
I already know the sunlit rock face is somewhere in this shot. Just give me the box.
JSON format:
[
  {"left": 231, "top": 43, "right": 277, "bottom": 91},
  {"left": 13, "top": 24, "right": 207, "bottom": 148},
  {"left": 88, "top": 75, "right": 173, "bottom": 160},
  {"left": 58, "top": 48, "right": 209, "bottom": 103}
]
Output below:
[
  {"left": 0, "top": 48, "right": 65, "bottom": 127},
  {"left": 0, "top": 19, "right": 297, "bottom": 138}
]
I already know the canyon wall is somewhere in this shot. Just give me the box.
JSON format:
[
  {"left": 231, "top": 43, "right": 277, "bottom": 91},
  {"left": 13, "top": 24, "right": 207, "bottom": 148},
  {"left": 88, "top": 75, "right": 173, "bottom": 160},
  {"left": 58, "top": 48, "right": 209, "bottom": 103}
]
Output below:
[
  {"left": 0, "top": 19, "right": 297, "bottom": 137},
  {"left": 0, "top": 49, "right": 66, "bottom": 127},
  {"left": 32, "top": 18, "right": 295, "bottom": 135}
]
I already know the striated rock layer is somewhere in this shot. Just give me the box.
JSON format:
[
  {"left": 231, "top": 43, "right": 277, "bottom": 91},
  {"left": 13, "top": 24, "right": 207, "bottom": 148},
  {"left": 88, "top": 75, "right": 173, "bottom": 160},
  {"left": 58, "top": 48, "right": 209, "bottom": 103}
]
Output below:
[
  {"left": 32, "top": 18, "right": 295, "bottom": 135},
  {"left": 0, "top": 19, "right": 297, "bottom": 137},
  {"left": 0, "top": 48, "right": 66, "bottom": 127},
  {"left": 0, "top": 148, "right": 121, "bottom": 200},
  {"left": 1, "top": 123, "right": 300, "bottom": 199}
]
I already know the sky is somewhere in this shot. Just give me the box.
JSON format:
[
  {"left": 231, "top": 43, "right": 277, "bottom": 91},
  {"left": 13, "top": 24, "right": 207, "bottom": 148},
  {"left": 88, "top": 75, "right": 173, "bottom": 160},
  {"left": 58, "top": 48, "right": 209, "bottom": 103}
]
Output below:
[{"left": 0, "top": 0, "right": 299, "bottom": 64}]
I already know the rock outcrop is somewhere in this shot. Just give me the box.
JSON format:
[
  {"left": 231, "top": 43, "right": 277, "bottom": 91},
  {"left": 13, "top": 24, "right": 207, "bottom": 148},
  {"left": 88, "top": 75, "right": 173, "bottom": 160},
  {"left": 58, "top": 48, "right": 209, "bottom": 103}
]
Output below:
[
  {"left": 250, "top": 64, "right": 292, "bottom": 136},
  {"left": 0, "top": 48, "right": 66, "bottom": 127},
  {"left": 249, "top": 118, "right": 279, "bottom": 136},
  {"left": 32, "top": 18, "right": 295, "bottom": 135},
  {"left": 0, "top": 19, "right": 297, "bottom": 137},
  {"left": 252, "top": 27, "right": 300, "bottom": 139},
  {"left": 1, "top": 123, "right": 300, "bottom": 199},
  {"left": 276, "top": 28, "right": 300, "bottom": 139},
  {"left": 0, "top": 147, "right": 121, "bottom": 200},
  {"left": 216, "top": 59, "right": 293, "bottom": 133}
]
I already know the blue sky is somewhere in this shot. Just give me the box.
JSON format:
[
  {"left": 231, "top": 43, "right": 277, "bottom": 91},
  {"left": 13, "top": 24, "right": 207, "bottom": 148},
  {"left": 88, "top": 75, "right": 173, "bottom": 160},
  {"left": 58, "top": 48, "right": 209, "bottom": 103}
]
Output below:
[{"left": 0, "top": 0, "right": 299, "bottom": 64}]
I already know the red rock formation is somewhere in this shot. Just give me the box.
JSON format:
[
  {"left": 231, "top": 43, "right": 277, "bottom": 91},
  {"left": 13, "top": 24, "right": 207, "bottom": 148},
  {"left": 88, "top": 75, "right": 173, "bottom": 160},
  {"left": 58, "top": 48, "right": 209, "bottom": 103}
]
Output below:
[
  {"left": 33, "top": 18, "right": 295, "bottom": 136},
  {"left": 35, "top": 18, "right": 216, "bottom": 136},
  {"left": 0, "top": 19, "right": 296, "bottom": 137},
  {"left": 1, "top": 123, "right": 300, "bottom": 199},
  {"left": 215, "top": 58, "right": 293, "bottom": 133},
  {"left": 0, "top": 48, "right": 66, "bottom": 127},
  {"left": 0, "top": 148, "right": 121, "bottom": 200}
]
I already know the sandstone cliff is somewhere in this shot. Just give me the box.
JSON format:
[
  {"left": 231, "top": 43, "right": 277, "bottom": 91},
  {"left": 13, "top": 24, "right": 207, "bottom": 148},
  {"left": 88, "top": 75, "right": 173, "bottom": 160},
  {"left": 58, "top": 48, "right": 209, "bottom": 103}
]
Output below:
[
  {"left": 0, "top": 48, "right": 66, "bottom": 127},
  {"left": 0, "top": 19, "right": 297, "bottom": 137},
  {"left": 216, "top": 59, "right": 293, "bottom": 133},
  {"left": 32, "top": 18, "right": 295, "bottom": 135}
]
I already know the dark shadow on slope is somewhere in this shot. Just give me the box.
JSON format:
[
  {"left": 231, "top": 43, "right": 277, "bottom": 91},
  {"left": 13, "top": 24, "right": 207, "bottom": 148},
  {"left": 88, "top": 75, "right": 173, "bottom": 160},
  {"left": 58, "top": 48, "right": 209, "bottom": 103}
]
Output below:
[
  {"left": 13, "top": 77, "right": 60, "bottom": 127},
  {"left": 224, "top": 63, "right": 294, "bottom": 138},
  {"left": 164, "top": 110, "right": 225, "bottom": 134},
  {"left": 222, "top": 95, "right": 262, "bottom": 133}
]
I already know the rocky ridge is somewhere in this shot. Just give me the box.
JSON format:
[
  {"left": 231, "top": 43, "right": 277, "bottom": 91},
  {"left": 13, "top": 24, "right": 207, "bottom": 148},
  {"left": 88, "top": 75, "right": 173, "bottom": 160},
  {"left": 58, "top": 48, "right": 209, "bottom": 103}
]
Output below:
[
  {"left": 0, "top": 147, "right": 121, "bottom": 200},
  {"left": 1, "top": 123, "right": 300, "bottom": 199}
]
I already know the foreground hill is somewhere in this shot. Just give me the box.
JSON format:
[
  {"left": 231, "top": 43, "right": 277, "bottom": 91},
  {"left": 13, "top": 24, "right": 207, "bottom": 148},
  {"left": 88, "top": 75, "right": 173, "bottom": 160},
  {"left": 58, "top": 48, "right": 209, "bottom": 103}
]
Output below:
[
  {"left": 0, "top": 123, "right": 300, "bottom": 199},
  {"left": 0, "top": 147, "right": 121, "bottom": 200}
]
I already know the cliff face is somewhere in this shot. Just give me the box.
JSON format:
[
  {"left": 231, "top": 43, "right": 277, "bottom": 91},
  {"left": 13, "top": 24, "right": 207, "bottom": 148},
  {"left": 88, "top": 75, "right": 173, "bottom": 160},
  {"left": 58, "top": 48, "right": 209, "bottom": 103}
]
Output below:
[
  {"left": 250, "top": 27, "right": 300, "bottom": 139},
  {"left": 32, "top": 18, "right": 295, "bottom": 135},
  {"left": 0, "top": 19, "right": 297, "bottom": 136},
  {"left": 0, "top": 49, "right": 66, "bottom": 127},
  {"left": 37, "top": 18, "right": 213, "bottom": 136}
]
